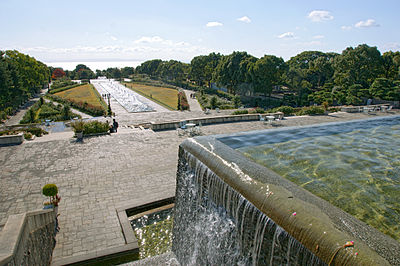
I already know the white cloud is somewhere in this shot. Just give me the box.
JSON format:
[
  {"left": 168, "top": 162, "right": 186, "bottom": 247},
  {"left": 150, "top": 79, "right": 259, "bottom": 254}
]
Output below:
[
  {"left": 307, "top": 10, "right": 334, "bottom": 22},
  {"left": 313, "top": 35, "right": 324, "bottom": 39},
  {"left": 110, "top": 36, "right": 118, "bottom": 41},
  {"left": 133, "top": 36, "right": 164, "bottom": 44},
  {"left": 382, "top": 42, "right": 400, "bottom": 51},
  {"left": 237, "top": 16, "right": 251, "bottom": 23},
  {"left": 355, "top": 19, "right": 380, "bottom": 28},
  {"left": 278, "top": 32, "right": 295, "bottom": 39},
  {"left": 206, "top": 21, "right": 223, "bottom": 27},
  {"left": 341, "top": 25, "right": 352, "bottom": 31}
]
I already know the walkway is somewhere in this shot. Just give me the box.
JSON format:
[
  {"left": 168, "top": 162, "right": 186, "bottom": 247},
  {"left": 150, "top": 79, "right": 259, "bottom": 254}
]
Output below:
[
  {"left": 183, "top": 89, "right": 202, "bottom": 112},
  {"left": 0, "top": 111, "right": 398, "bottom": 264}
]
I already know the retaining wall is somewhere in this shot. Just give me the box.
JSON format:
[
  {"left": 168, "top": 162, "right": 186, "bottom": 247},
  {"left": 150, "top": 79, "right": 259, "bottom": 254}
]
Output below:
[{"left": 0, "top": 209, "right": 56, "bottom": 266}]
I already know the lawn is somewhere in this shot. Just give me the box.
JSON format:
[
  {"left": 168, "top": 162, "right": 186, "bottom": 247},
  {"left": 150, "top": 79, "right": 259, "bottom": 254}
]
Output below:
[
  {"left": 54, "top": 84, "right": 106, "bottom": 109},
  {"left": 124, "top": 83, "right": 178, "bottom": 110}
]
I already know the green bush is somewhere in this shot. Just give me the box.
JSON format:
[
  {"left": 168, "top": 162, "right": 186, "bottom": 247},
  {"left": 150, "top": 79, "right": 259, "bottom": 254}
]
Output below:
[
  {"left": 232, "top": 109, "right": 249, "bottom": 115},
  {"left": 24, "top": 127, "right": 48, "bottom": 137},
  {"left": 82, "top": 120, "right": 110, "bottom": 135},
  {"left": 273, "top": 106, "right": 295, "bottom": 116},
  {"left": 23, "top": 132, "right": 33, "bottom": 139},
  {"left": 296, "top": 106, "right": 325, "bottom": 116},
  {"left": 42, "top": 184, "right": 58, "bottom": 197}
]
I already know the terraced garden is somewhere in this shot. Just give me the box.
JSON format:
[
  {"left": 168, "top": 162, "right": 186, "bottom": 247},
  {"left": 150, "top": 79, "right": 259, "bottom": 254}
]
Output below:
[{"left": 54, "top": 84, "right": 106, "bottom": 109}]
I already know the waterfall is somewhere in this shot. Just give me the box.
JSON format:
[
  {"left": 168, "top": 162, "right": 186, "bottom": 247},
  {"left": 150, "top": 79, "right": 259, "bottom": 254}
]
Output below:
[{"left": 173, "top": 150, "right": 325, "bottom": 265}]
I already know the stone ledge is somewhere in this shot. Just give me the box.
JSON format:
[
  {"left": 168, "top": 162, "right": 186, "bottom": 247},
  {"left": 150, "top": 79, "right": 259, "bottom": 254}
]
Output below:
[
  {"left": 0, "top": 133, "right": 24, "bottom": 146},
  {"left": 51, "top": 242, "right": 139, "bottom": 266}
]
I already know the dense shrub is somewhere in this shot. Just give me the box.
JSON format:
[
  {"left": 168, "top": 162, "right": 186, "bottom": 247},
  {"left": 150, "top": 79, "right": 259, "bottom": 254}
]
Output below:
[
  {"left": 232, "top": 109, "right": 249, "bottom": 115},
  {"left": 273, "top": 106, "right": 295, "bottom": 116},
  {"left": 82, "top": 121, "right": 110, "bottom": 135},
  {"left": 177, "top": 91, "right": 189, "bottom": 111},
  {"left": 296, "top": 106, "right": 325, "bottom": 116},
  {"left": 24, "top": 127, "right": 48, "bottom": 137},
  {"left": 23, "top": 132, "right": 33, "bottom": 139}
]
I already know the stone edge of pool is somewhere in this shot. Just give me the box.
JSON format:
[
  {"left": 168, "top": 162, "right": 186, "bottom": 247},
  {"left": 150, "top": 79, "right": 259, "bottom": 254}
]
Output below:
[{"left": 179, "top": 135, "right": 400, "bottom": 265}]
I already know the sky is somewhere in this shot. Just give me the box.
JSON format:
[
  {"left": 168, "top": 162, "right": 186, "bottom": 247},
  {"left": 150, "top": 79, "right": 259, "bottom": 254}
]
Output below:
[{"left": 1, "top": 0, "right": 399, "bottom": 70}]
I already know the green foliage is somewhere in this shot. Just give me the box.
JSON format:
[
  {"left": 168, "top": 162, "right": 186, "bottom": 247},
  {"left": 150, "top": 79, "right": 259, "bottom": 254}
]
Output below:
[
  {"left": 273, "top": 106, "right": 295, "bottom": 115},
  {"left": 49, "top": 83, "right": 82, "bottom": 94},
  {"left": 177, "top": 91, "right": 189, "bottom": 111},
  {"left": 232, "top": 109, "right": 249, "bottom": 115},
  {"left": 70, "top": 120, "right": 85, "bottom": 133},
  {"left": 24, "top": 127, "right": 48, "bottom": 137},
  {"left": 50, "top": 79, "right": 76, "bottom": 90},
  {"left": 23, "top": 132, "right": 32, "bottom": 139},
  {"left": 42, "top": 184, "right": 58, "bottom": 197},
  {"left": 210, "top": 96, "right": 218, "bottom": 109},
  {"left": 370, "top": 78, "right": 400, "bottom": 101},
  {"left": 82, "top": 120, "right": 110, "bottom": 135},
  {"left": 233, "top": 95, "right": 241, "bottom": 108},
  {"left": 0, "top": 50, "right": 50, "bottom": 116},
  {"left": 46, "top": 94, "right": 106, "bottom": 116},
  {"left": 296, "top": 106, "right": 325, "bottom": 116}
]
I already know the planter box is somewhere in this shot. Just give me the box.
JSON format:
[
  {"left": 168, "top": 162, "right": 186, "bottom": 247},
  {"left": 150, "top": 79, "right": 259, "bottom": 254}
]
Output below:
[{"left": 0, "top": 133, "right": 24, "bottom": 146}]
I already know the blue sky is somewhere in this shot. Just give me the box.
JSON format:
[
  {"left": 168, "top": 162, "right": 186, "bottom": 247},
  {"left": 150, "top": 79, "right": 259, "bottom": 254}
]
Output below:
[{"left": 1, "top": 0, "right": 399, "bottom": 68}]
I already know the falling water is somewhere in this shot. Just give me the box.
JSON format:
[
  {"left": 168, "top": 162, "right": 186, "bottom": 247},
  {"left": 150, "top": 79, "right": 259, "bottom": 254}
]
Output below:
[{"left": 173, "top": 150, "right": 325, "bottom": 265}]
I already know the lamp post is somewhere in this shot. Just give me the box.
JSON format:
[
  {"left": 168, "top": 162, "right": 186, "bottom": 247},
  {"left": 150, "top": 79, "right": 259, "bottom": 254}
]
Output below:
[{"left": 102, "top": 93, "right": 112, "bottom": 117}]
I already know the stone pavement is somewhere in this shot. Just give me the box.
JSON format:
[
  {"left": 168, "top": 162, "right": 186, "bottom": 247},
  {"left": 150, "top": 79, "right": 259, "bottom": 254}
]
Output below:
[
  {"left": 0, "top": 110, "right": 398, "bottom": 264},
  {"left": 183, "top": 89, "right": 202, "bottom": 112}
]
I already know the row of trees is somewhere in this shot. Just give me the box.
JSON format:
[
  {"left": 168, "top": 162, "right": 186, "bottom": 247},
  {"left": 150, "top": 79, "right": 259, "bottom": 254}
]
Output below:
[
  {"left": 0, "top": 50, "right": 50, "bottom": 119},
  {"left": 135, "top": 44, "right": 400, "bottom": 106},
  {"left": 50, "top": 65, "right": 135, "bottom": 81}
]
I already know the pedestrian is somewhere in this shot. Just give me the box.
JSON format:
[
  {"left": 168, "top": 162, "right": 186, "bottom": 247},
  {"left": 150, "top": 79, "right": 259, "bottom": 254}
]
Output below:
[{"left": 113, "top": 119, "right": 119, "bottom": 133}]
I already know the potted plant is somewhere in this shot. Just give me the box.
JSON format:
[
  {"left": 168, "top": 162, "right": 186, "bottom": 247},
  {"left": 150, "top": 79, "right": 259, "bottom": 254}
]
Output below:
[
  {"left": 71, "top": 120, "right": 85, "bottom": 140},
  {"left": 42, "top": 184, "right": 61, "bottom": 213}
]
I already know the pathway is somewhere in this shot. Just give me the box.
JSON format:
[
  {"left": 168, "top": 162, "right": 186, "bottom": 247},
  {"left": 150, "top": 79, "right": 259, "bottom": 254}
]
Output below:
[{"left": 183, "top": 89, "right": 202, "bottom": 112}]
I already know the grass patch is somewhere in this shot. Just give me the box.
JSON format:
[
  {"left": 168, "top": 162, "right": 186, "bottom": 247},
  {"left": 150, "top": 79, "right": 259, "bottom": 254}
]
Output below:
[
  {"left": 54, "top": 84, "right": 106, "bottom": 109},
  {"left": 123, "top": 83, "right": 178, "bottom": 110}
]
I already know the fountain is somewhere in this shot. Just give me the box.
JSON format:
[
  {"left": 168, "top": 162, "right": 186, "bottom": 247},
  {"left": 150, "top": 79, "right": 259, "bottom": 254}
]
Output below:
[
  {"left": 172, "top": 116, "right": 400, "bottom": 265},
  {"left": 91, "top": 79, "right": 154, "bottom": 113}
]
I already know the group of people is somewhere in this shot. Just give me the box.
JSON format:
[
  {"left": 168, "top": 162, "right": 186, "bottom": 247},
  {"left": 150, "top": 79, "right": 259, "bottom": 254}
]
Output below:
[{"left": 189, "top": 93, "right": 196, "bottom": 99}]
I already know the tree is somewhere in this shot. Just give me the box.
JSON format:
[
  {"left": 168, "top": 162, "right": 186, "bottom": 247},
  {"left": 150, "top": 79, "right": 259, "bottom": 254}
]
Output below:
[
  {"left": 51, "top": 68, "right": 66, "bottom": 79},
  {"left": 136, "top": 59, "right": 162, "bottom": 77},
  {"left": 370, "top": 78, "right": 399, "bottom": 101},
  {"left": 333, "top": 44, "right": 383, "bottom": 88},
  {"left": 249, "top": 55, "right": 286, "bottom": 96},
  {"left": 382, "top": 51, "right": 400, "bottom": 80},
  {"left": 121, "top": 67, "right": 134, "bottom": 78},
  {"left": 214, "top": 51, "right": 257, "bottom": 94}
]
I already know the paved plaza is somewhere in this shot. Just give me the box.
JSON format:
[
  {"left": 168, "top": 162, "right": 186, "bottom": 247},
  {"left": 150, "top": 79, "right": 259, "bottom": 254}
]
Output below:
[{"left": 1, "top": 106, "right": 399, "bottom": 263}]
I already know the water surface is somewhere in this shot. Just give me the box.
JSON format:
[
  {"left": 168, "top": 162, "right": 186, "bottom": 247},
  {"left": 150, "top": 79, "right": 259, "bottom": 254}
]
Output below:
[{"left": 236, "top": 116, "right": 400, "bottom": 241}]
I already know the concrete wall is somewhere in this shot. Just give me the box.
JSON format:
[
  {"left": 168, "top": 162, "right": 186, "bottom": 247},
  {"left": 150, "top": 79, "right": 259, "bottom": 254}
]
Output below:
[
  {"left": 0, "top": 209, "right": 56, "bottom": 266},
  {"left": 151, "top": 113, "right": 283, "bottom": 131},
  {"left": 0, "top": 133, "right": 24, "bottom": 146}
]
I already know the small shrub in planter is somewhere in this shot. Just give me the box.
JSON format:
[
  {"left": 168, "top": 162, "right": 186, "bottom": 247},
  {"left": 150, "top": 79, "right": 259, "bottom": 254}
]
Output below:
[
  {"left": 24, "top": 132, "right": 33, "bottom": 140},
  {"left": 296, "top": 106, "right": 325, "bottom": 116},
  {"left": 71, "top": 120, "right": 85, "bottom": 133},
  {"left": 42, "top": 184, "right": 61, "bottom": 207},
  {"left": 82, "top": 121, "right": 110, "bottom": 135}
]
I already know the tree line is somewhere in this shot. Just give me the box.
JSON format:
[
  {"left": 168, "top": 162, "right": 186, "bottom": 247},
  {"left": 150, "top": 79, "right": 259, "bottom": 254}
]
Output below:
[
  {"left": 135, "top": 44, "right": 400, "bottom": 107},
  {"left": 0, "top": 50, "right": 50, "bottom": 120}
]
